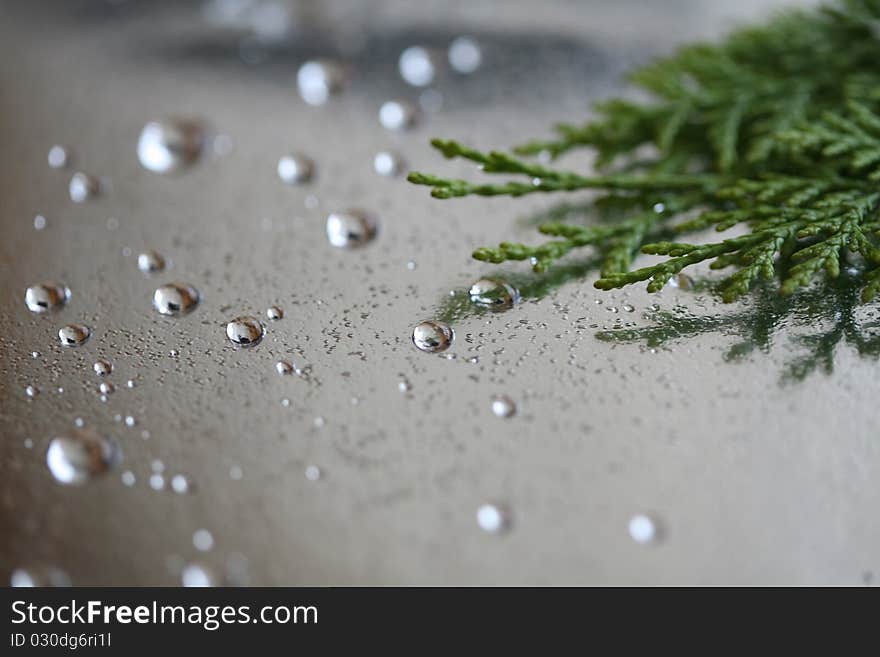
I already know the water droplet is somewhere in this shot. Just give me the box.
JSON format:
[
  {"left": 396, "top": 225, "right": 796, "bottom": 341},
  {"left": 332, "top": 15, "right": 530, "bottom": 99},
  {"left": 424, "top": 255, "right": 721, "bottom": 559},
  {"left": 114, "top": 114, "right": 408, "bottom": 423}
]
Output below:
[
  {"left": 628, "top": 514, "right": 659, "bottom": 545},
  {"left": 193, "top": 529, "right": 214, "bottom": 552},
  {"left": 152, "top": 283, "right": 200, "bottom": 316},
  {"left": 33, "top": 214, "right": 47, "bottom": 230},
  {"left": 58, "top": 324, "right": 90, "bottom": 347},
  {"left": 121, "top": 470, "right": 136, "bottom": 486},
  {"left": 124, "top": 415, "right": 136, "bottom": 427},
  {"left": 326, "top": 209, "right": 378, "bottom": 248},
  {"left": 666, "top": 273, "right": 694, "bottom": 291},
  {"left": 137, "top": 119, "right": 203, "bottom": 173},
  {"left": 137, "top": 250, "right": 166, "bottom": 274},
  {"left": 275, "top": 360, "right": 293, "bottom": 375},
  {"left": 229, "top": 465, "right": 243, "bottom": 480},
  {"left": 297, "top": 59, "right": 346, "bottom": 105},
  {"left": 46, "top": 430, "right": 120, "bottom": 485},
  {"left": 468, "top": 278, "right": 520, "bottom": 311},
  {"left": 47, "top": 145, "right": 70, "bottom": 169},
  {"left": 373, "top": 150, "right": 405, "bottom": 177},
  {"left": 476, "top": 503, "right": 510, "bottom": 534},
  {"left": 149, "top": 473, "right": 165, "bottom": 490},
  {"left": 448, "top": 36, "right": 482, "bottom": 74},
  {"left": 171, "top": 474, "right": 190, "bottom": 494},
  {"left": 277, "top": 153, "right": 314, "bottom": 184},
  {"left": 68, "top": 172, "right": 99, "bottom": 202},
  {"left": 181, "top": 563, "right": 215, "bottom": 587},
  {"left": 379, "top": 100, "right": 417, "bottom": 131},
  {"left": 225, "top": 316, "right": 265, "bottom": 347},
  {"left": 623, "top": 304, "right": 635, "bottom": 313},
  {"left": 412, "top": 320, "right": 454, "bottom": 353},
  {"left": 25, "top": 281, "right": 70, "bottom": 313},
  {"left": 398, "top": 379, "right": 411, "bottom": 393},
  {"left": 93, "top": 359, "right": 113, "bottom": 376},
  {"left": 305, "top": 465, "right": 321, "bottom": 481},
  {"left": 10, "top": 566, "right": 71, "bottom": 587},
  {"left": 491, "top": 395, "right": 516, "bottom": 418},
  {"left": 266, "top": 305, "right": 284, "bottom": 320},
  {"left": 98, "top": 381, "right": 115, "bottom": 395},
  {"left": 399, "top": 45, "right": 438, "bottom": 87},
  {"left": 653, "top": 202, "right": 666, "bottom": 213},
  {"left": 25, "top": 385, "right": 39, "bottom": 398}
]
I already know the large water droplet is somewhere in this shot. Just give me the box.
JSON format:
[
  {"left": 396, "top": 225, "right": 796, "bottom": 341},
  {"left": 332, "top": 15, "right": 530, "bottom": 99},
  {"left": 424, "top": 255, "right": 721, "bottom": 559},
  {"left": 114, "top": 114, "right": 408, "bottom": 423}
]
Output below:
[
  {"left": 666, "top": 273, "right": 694, "bottom": 291},
  {"left": 277, "top": 153, "right": 314, "bottom": 184},
  {"left": 398, "top": 45, "right": 439, "bottom": 87},
  {"left": 448, "top": 36, "right": 482, "bottom": 74},
  {"left": 137, "top": 119, "right": 203, "bottom": 173},
  {"left": 46, "top": 430, "right": 120, "bottom": 485},
  {"left": 137, "top": 250, "right": 166, "bottom": 274},
  {"left": 25, "top": 281, "right": 70, "bottom": 313},
  {"left": 58, "top": 324, "right": 90, "bottom": 347},
  {"left": 226, "top": 316, "right": 265, "bottom": 346},
  {"left": 379, "top": 100, "right": 417, "bottom": 131},
  {"left": 326, "top": 210, "right": 378, "bottom": 248},
  {"left": 68, "top": 172, "right": 99, "bottom": 203},
  {"left": 373, "top": 150, "right": 405, "bottom": 177},
  {"left": 412, "top": 320, "right": 454, "bottom": 352},
  {"left": 297, "top": 59, "right": 346, "bottom": 106},
  {"left": 153, "top": 283, "right": 200, "bottom": 316},
  {"left": 469, "top": 278, "right": 520, "bottom": 311}
]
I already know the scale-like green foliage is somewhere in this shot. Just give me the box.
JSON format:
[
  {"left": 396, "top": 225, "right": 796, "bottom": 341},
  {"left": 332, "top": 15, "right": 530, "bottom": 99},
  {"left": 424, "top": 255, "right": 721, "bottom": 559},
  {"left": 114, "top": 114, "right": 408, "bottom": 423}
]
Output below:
[{"left": 408, "top": 0, "right": 880, "bottom": 304}]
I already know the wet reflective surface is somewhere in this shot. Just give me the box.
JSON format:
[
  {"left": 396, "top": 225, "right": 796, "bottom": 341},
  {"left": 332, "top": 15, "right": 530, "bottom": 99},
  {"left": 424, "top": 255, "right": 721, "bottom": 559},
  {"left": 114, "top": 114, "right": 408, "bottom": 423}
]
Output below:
[{"left": 1, "top": 0, "right": 877, "bottom": 586}]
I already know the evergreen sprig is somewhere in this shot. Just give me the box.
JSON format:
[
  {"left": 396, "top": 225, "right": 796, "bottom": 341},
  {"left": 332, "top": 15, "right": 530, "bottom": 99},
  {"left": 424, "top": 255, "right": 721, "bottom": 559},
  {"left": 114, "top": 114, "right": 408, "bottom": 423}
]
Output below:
[{"left": 408, "top": 0, "right": 880, "bottom": 304}]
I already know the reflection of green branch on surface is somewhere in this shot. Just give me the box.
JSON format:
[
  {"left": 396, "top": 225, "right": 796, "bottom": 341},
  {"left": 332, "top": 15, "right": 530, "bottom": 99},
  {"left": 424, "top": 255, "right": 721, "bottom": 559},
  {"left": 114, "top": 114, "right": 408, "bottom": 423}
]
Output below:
[{"left": 596, "top": 271, "right": 880, "bottom": 383}]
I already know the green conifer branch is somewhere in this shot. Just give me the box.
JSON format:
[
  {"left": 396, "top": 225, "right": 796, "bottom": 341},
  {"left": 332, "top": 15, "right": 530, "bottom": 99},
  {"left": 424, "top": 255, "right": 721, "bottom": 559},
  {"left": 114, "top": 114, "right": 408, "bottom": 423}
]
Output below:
[{"left": 408, "top": 0, "right": 880, "bottom": 307}]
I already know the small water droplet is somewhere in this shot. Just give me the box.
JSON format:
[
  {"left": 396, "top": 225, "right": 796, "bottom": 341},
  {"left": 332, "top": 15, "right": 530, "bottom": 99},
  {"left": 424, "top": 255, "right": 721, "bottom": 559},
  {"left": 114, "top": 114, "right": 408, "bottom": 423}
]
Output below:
[
  {"left": 124, "top": 415, "right": 136, "bottom": 427},
  {"left": 379, "top": 100, "right": 417, "bottom": 131},
  {"left": 10, "top": 566, "right": 71, "bottom": 587},
  {"left": 225, "top": 316, "right": 265, "bottom": 347},
  {"left": 412, "top": 320, "right": 454, "bottom": 353},
  {"left": 277, "top": 153, "right": 314, "bottom": 184},
  {"left": 98, "top": 381, "right": 115, "bottom": 395},
  {"left": 93, "top": 359, "right": 113, "bottom": 376},
  {"left": 628, "top": 514, "right": 659, "bottom": 545},
  {"left": 297, "top": 59, "right": 346, "bottom": 105},
  {"left": 448, "top": 36, "right": 482, "bottom": 74},
  {"left": 653, "top": 202, "right": 666, "bottom": 213},
  {"left": 137, "top": 250, "right": 166, "bottom": 274},
  {"left": 305, "top": 465, "right": 321, "bottom": 481},
  {"left": 25, "top": 281, "right": 70, "bottom": 313},
  {"left": 666, "top": 273, "right": 694, "bottom": 291},
  {"left": 25, "top": 385, "right": 39, "bottom": 398},
  {"left": 326, "top": 209, "right": 378, "bottom": 248},
  {"left": 33, "top": 214, "right": 47, "bottom": 230},
  {"left": 266, "top": 305, "right": 284, "bottom": 320},
  {"left": 58, "top": 324, "right": 91, "bottom": 347},
  {"left": 68, "top": 172, "right": 100, "bottom": 203},
  {"left": 491, "top": 395, "right": 516, "bottom": 418},
  {"left": 398, "top": 379, "right": 411, "bottom": 393},
  {"left": 137, "top": 119, "right": 203, "bottom": 173},
  {"left": 149, "top": 473, "right": 165, "bottom": 490},
  {"left": 476, "top": 503, "right": 510, "bottom": 534},
  {"left": 275, "top": 360, "right": 293, "bottom": 375},
  {"left": 469, "top": 278, "right": 520, "bottom": 310},
  {"left": 193, "top": 529, "right": 214, "bottom": 552},
  {"left": 373, "top": 150, "right": 405, "bottom": 177},
  {"left": 47, "top": 144, "right": 71, "bottom": 169},
  {"left": 181, "top": 563, "right": 215, "bottom": 587},
  {"left": 46, "top": 430, "right": 120, "bottom": 485},
  {"left": 121, "top": 470, "right": 136, "bottom": 487},
  {"left": 229, "top": 465, "right": 243, "bottom": 480},
  {"left": 171, "top": 474, "right": 190, "bottom": 494},
  {"left": 399, "top": 45, "right": 438, "bottom": 87},
  {"left": 153, "top": 283, "right": 200, "bottom": 316},
  {"left": 623, "top": 304, "right": 635, "bottom": 313}
]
